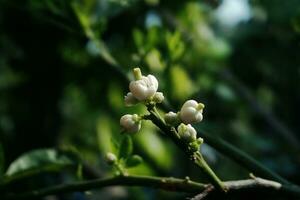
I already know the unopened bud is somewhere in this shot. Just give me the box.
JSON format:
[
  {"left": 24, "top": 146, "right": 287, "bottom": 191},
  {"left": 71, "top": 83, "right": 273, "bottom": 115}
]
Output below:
[
  {"left": 180, "top": 100, "right": 204, "bottom": 124},
  {"left": 164, "top": 111, "right": 179, "bottom": 125},
  {"left": 153, "top": 92, "right": 164, "bottom": 103},
  {"left": 124, "top": 92, "right": 138, "bottom": 106},
  {"left": 177, "top": 123, "right": 197, "bottom": 143},
  {"left": 120, "top": 114, "right": 141, "bottom": 133},
  {"left": 105, "top": 152, "right": 117, "bottom": 165}
]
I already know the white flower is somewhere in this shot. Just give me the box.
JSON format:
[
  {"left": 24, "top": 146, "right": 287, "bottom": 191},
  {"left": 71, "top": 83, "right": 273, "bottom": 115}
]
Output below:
[
  {"left": 164, "top": 111, "right": 179, "bottom": 125},
  {"left": 124, "top": 92, "right": 138, "bottom": 106},
  {"left": 129, "top": 68, "right": 158, "bottom": 101},
  {"left": 120, "top": 114, "right": 141, "bottom": 133},
  {"left": 180, "top": 100, "right": 204, "bottom": 124},
  {"left": 153, "top": 92, "right": 164, "bottom": 103},
  {"left": 105, "top": 152, "right": 117, "bottom": 165},
  {"left": 177, "top": 123, "right": 197, "bottom": 142}
]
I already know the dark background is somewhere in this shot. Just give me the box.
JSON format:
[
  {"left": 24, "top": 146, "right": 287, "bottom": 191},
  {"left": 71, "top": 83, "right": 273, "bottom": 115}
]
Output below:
[{"left": 0, "top": 0, "right": 300, "bottom": 199}]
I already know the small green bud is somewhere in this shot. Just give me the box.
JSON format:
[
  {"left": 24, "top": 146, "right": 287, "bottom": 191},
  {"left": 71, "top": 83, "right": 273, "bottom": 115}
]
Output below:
[
  {"left": 189, "top": 141, "right": 200, "bottom": 152},
  {"left": 153, "top": 92, "right": 164, "bottom": 104},
  {"left": 124, "top": 92, "right": 139, "bottom": 106},
  {"left": 197, "top": 137, "right": 204, "bottom": 145},
  {"left": 197, "top": 103, "right": 205, "bottom": 110},
  {"left": 133, "top": 67, "right": 143, "bottom": 80},
  {"left": 105, "top": 152, "right": 117, "bottom": 165},
  {"left": 120, "top": 114, "right": 141, "bottom": 133},
  {"left": 177, "top": 123, "right": 197, "bottom": 143},
  {"left": 164, "top": 111, "right": 179, "bottom": 125}
]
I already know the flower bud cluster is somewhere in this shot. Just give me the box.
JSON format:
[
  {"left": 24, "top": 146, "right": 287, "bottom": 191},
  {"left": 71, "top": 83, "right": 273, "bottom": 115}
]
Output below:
[
  {"left": 164, "top": 100, "right": 205, "bottom": 150},
  {"left": 120, "top": 67, "right": 205, "bottom": 152},
  {"left": 124, "top": 68, "right": 164, "bottom": 107},
  {"left": 177, "top": 123, "right": 203, "bottom": 152},
  {"left": 120, "top": 68, "right": 164, "bottom": 133}
]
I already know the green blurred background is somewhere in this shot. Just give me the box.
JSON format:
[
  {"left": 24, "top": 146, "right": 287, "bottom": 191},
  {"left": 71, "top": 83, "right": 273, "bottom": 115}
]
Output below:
[{"left": 0, "top": 0, "right": 300, "bottom": 199}]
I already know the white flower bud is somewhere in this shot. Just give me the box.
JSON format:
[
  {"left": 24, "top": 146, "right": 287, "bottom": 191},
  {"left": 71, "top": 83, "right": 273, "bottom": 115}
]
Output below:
[
  {"left": 124, "top": 92, "right": 138, "bottom": 106},
  {"left": 179, "top": 100, "right": 204, "bottom": 124},
  {"left": 105, "top": 152, "right": 117, "bottom": 165},
  {"left": 153, "top": 92, "right": 164, "bottom": 103},
  {"left": 120, "top": 114, "right": 141, "bottom": 133},
  {"left": 129, "top": 73, "right": 158, "bottom": 101},
  {"left": 164, "top": 111, "right": 179, "bottom": 125},
  {"left": 177, "top": 123, "right": 197, "bottom": 142}
]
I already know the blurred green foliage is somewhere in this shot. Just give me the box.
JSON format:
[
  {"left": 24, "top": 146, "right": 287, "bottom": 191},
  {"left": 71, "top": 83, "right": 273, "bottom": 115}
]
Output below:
[{"left": 1, "top": 0, "right": 300, "bottom": 199}]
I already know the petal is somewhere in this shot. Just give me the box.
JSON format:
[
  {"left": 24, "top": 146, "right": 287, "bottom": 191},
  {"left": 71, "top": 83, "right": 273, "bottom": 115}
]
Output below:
[
  {"left": 195, "top": 112, "right": 203, "bottom": 122},
  {"left": 129, "top": 122, "right": 141, "bottom": 133},
  {"left": 120, "top": 114, "right": 132, "bottom": 127},
  {"left": 129, "top": 81, "right": 148, "bottom": 100},
  {"left": 147, "top": 75, "right": 158, "bottom": 90},
  {"left": 186, "top": 124, "right": 197, "bottom": 141},
  {"left": 180, "top": 107, "right": 197, "bottom": 124},
  {"left": 124, "top": 92, "right": 138, "bottom": 106},
  {"left": 145, "top": 86, "right": 157, "bottom": 98},
  {"left": 182, "top": 100, "right": 198, "bottom": 109}
]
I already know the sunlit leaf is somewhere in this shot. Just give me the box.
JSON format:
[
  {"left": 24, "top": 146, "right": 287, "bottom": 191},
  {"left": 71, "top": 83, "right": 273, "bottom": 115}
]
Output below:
[
  {"left": 97, "top": 116, "right": 118, "bottom": 154},
  {"left": 108, "top": 83, "right": 124, "bottom": 109},
  {"left": 166, "top": 31, "right": 185, "bottom": 61},
  {"left": 135, "top": 122, "right": 173, "bottom": 170},
  {"left": 133, "top": 29, "right": 145, "bottom": 55},
  {"left": 170, "top": 65, "right": 194, "bottom": 100},
  {"left": 3, "top": 148, "right": 78, "bottom": 184},
  {"left": 145, "top": 48, "right": 165, "bottom": 72}
]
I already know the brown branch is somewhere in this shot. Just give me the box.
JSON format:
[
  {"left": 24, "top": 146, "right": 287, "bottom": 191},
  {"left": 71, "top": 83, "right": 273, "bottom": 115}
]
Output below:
[
  {"left": 4, "top": 175, "right": 300, "bottom": 200},
  {"left": 191, "top": 176, "right": 300, "bottom": 200}
]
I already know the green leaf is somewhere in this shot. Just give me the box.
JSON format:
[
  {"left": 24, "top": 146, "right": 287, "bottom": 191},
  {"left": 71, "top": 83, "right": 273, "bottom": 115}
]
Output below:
[
  {"left": 133, "top": 29, "right": 144, "bottom": 53},
  {"left": 118, "top": 135, "right": 133, "bottom": 160},
  {"left": 125, "top": 155, "right": 143, "bottom": 168},
  {"left": 166, "top": 31, "right": 185, "bottom": 61},
  {"left": 97, "top": 116, "right": 117, "bottom": 154},
  {"left": 145, "top": 48, "right": 166, "bottom": 72},
  {"left": 3, "top": 148, "right": 78, "bottom": 184},
  {"left": 135, "top": 122, "right": 173, "bottom": 170},
  {"left": 170, "top": 65, "right": 195, "bottom": 100}
]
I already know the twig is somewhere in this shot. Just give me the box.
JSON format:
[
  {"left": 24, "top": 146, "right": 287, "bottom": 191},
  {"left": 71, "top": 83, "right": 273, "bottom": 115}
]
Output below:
[
  {"left": 4, "top": 175, "right": 300, "bottom": 200},
  {"left": 4, "top": 175, "right": 206, "bottom": 200},
  {"left": 191, "top": 176, "right": 300, "bottom": 200},
  {"left": 190, "top": 185, "right": 214, "bottom": 200}
]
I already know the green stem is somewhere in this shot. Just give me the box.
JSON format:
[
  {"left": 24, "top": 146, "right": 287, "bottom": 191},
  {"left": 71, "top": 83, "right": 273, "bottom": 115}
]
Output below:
[
  {"left": 153, "top": 106, "right": 165, "bottom": 124},
  {"left": 146, "top": 106, "right": 226, "bottom": 191},
  {"left": 194, "top": 152, "right": 226, "bottom": 191},
  {"left": 197, "top": 130, "right": 290, "bottom": 185}
]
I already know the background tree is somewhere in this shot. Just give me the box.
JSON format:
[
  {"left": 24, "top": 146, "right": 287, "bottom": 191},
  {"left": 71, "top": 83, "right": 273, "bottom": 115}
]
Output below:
[{"left": 1, "top": 0, "right": 300, "bottom": 199}]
